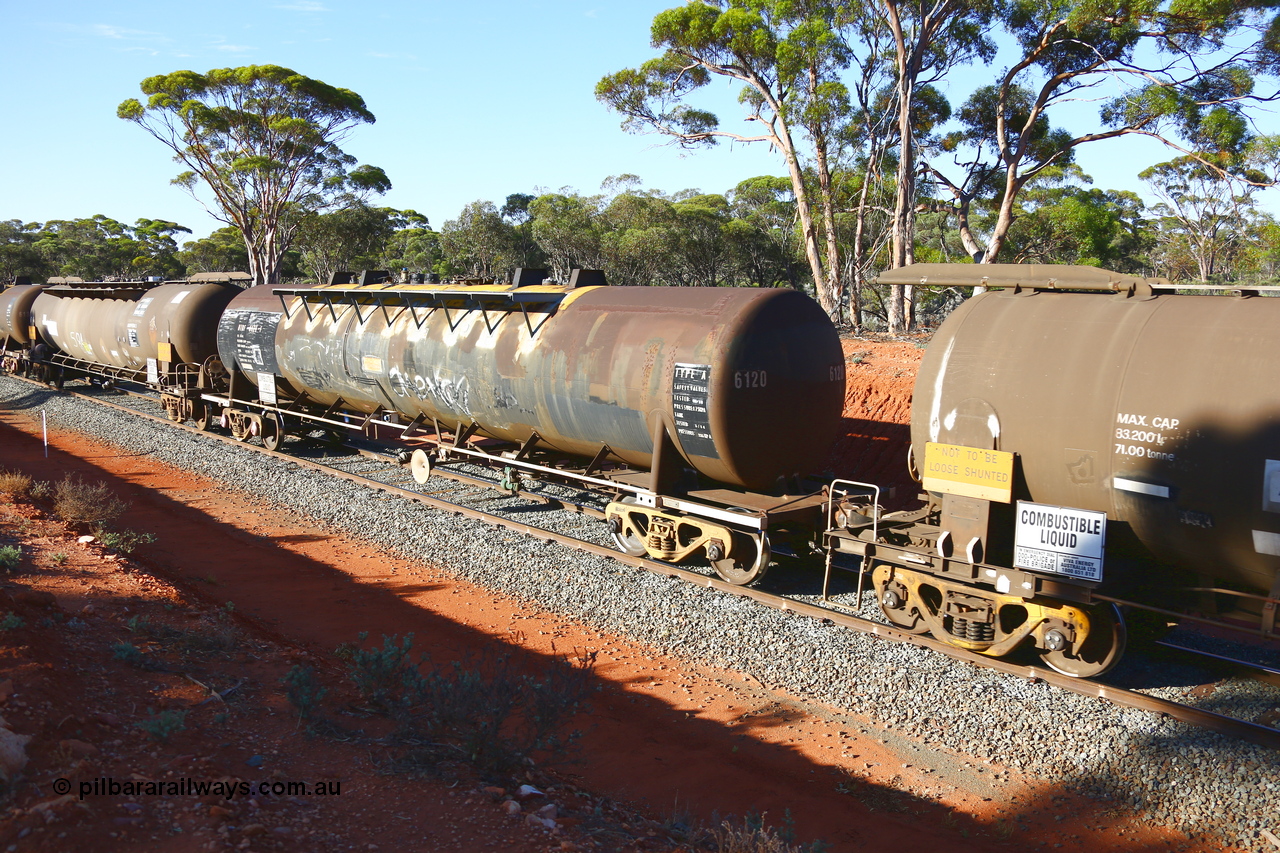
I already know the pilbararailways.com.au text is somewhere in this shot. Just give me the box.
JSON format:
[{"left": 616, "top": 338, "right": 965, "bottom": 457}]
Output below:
[{"left": 53, "top": 776, "right": 342, "bottom": 800}]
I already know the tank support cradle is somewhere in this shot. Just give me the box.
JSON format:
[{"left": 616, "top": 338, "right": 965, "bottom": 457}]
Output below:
[{"left": 872, "top": 563, "right": 1126, "bottom": 677}]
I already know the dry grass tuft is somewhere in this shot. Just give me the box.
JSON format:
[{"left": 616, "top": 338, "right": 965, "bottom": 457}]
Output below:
[
  {"left": 0, "top": 469, "right": 33, "bottom": 499},
  {"left": 53, "top": 475, "right": 128, "bottom": 526}
]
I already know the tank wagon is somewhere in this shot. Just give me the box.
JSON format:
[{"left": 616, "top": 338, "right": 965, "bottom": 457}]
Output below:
[
  {"left": 0, "top": 279, "right": 45, "bottom": 375},
  {"left": 825, "top": 264, "right": 1280, "bottom": 676},
  {"left": 208, "top": 269, "right": 847, "bottom": 583},
  {"left": 16, "top": 273, "right": 248, "bottom": 412}
]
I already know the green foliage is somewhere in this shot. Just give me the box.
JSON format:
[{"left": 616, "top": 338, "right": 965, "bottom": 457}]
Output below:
[
  {"left": 0, "top": 612, "right": 24, "bottom": 631},
  {"left": 94, "top": 526, "right": 156, "bottom": 555},
  {"left": 283, "top": 664, "right": 328, "bottom": 722},
  {"left": 337, "top": 632, "right": 596, "bottom": 777},
  {"left": 119, "top": 65, "right": 389, "bottom": 285},
  {"left": 296, "top": 205, "right": 422, "bottom": 283},
  {"left": 177, "top": 226, "right": 249, "bottom": 275},
  {"left": 0, "top": 547, "right": 21, "bottom": 572},
  {"left": 135, "top": 709, "right": 187, "bottom": 742},
  {"left": 112, "top": 642, "right": 146, "bottom": 667},
  {"left": 336, "top": 631, "right": 416, "bottom": 712},
  {"left": 0, "top": 220, "right": 49, "bottom": 281},
  {"left": 1, "top": 216, "right": 190, "bottom": 281}
]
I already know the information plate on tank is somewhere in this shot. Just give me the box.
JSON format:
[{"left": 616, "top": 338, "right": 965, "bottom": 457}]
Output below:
[
  {"left": 1013, "top": 501, "right": 1106, "bottom": 581},
  {"left": 257, "top": 372, "right": 277, "bottom": 405},
  {"left": 672, "top": 363, "right": 718, "bottom": 459},
  {"left": 922, "top": 442, "right": 1014, "bottom": 503}
]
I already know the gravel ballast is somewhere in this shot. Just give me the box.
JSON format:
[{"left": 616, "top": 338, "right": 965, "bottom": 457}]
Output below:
[{"left": 3, "top": 376, "right": 1278, "bottom": 847}]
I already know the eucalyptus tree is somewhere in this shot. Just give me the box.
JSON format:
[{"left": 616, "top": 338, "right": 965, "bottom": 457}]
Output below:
[
  {"left": 118, "top": 65, "right": 390, "bottom": 285},
  {"left": 596, "top": 0, "right": 860, "bottom": 318},
  {"left": 1141, "top": 156, "right": 1260, "bottom": 281},
  {"left": 294, "top": 205, "right": 413, "bottom": 284},
  {"left": 378, "top": 217, "right": 442, "bottom": 278},
  {"left": 598, "top": 189, "right": 680, "bottom": 286},
  {"left": 0, "top": 221, "right": 49, "bottom": 281},
  {"left": 927, "top": 0, "right": 1279, "bottom": 264},
  {"left": 440, "top": 201, "right": 520, "bottom": 280},
  {"left": 33, "top": 216, "right": 189, "bottom": 280},
  {"left": 528, "top": 193, "right": 607, "bottom": 281},
  {"left": 726, "top": 175, "right": 800, "bottom": 288},
  {"left": 178, "top": 226, "right": 250, "bottom": 275}
]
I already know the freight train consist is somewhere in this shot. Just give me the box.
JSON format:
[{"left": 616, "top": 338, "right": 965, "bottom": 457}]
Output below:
[{"left": 2, "top": 264, "right": 1278, "bottom": 678}]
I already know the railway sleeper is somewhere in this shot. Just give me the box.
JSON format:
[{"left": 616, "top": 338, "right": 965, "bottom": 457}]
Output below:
[{"left": 872, "top": 563, "right": 1126, "bottom": 677}]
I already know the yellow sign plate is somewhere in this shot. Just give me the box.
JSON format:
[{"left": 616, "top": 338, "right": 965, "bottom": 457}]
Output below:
[
  {"left": 156, "top": 341, "right": 173, "bottom": 363},
  {"left": 922, "top": 442, "right": 1015, "bottom": 503}
]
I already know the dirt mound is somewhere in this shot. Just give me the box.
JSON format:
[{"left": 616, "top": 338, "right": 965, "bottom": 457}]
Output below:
[{"left": 825, "top": 337, "right": 926, "bottom": 510}]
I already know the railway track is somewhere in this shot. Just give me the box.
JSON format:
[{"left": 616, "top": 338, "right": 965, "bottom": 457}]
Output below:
[{"left": 9, "top": 373, "right": 1279, "bottom": 751}]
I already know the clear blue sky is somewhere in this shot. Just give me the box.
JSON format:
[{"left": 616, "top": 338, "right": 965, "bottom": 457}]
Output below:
[{"left": 3, "top": 0, "right": 1274, "bottom": 242}]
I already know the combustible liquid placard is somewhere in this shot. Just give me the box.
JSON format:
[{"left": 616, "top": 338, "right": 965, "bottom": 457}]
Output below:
[
  {"left": 1013, "top": 501, "right": 1107, "bottom": 581},
  {"left": 922, "top": 442, "right": 1015, "bottom": 503}
]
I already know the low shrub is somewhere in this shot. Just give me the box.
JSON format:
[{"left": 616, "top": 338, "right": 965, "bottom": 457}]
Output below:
[
  {"left": 95, "top": 526, "right": 155, "bottom": 554},
  {"left": 710, "top": 813, "right": 828, "bottom": 853},
  {"left": 0, "top": 546, "right": 20, "bottom": 571},
  {"left": 54, "top": 475, "right": 128, "bottom": 527},
  {"left": 336, "top": 633, "right": 596, "bottom": 776},
  {"left": 0, "top": 470, "right": 32, "bottom": 498},
  {"left": 283, "top": 664, "right": 328, "bottom": 722},
  {"left": 136, "top": 709, "right": 187, "bottom": 742}
]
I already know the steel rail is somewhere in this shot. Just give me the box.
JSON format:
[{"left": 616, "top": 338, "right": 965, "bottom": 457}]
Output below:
[
  {"left": 1155, "top": 640, "right": 1280, "bottom": 689},
  {"left": 10, "top": 375, "right": 1280, "bottom": 750}
]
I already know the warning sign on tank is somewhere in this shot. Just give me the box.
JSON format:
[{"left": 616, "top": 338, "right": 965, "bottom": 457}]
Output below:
[
  {"left": 1014, "top": 501, "right": 1106, "bottom": 581},
  {"left": 922, "top": 442, "right": 1014, "bottom": 503},
  {"left": 672, "top": 363, "right": 718, "bottom": 459}
]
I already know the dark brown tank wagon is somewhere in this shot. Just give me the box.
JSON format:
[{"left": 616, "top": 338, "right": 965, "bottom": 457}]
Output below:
[{"left": 824, "top": 263, "right": 1280, "bottom": 676}]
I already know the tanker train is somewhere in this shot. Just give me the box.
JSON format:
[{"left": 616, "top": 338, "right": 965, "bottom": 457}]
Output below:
[{"left": 2, "top": 264, "right": 1278, "bottom": 678}]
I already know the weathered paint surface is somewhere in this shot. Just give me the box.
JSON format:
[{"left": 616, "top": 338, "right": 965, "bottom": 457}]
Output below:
[
  {"left": 914, "top": 284, "right": 1280, "bottom": 594},
  {"left": 250, "top": 283, "right": 845, "bottom": 491},
  {"left": 0, "top": 285, "right": 44, "bottom": 346},
  {"left": 33, "top": 282, "right": 240, "bottom": 369}
]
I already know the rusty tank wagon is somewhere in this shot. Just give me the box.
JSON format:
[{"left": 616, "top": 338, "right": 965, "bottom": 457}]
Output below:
[
  {"left": 0, "top": 283, "right": 44, "bottom": 346},
  {"left": 211, "top": 269, "right": 846, "bottom": 583},
  {"left": 825, "top": 263, "right": 1280, "bottom": 676},
  {"left": 0, "top": 281, "right": 45, "bottom": 373},
  {"left": 23, "top": 273, "right": 249, "bottom": 417}
]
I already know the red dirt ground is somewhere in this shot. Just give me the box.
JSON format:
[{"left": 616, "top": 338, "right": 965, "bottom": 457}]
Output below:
[
  {"left": 825, "top": 337, "right": 925, "bottom": 511},
  {"left": 0, "top": 345, "right": 1223, "bottom": 853}
]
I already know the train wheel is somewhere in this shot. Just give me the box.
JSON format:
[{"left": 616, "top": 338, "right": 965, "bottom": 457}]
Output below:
[
  {"left": 1038, "top": 603, "right": 1127, "bottom": 678},
  {"left": 261, "top": 414, "right": 285, "bottom": 451},
  {"left": 409, "top": 449, "right": 433, "bottom": 485},
  {"left": 610, "top": 496, "right": 648, "bottom": 558},
  {"left": 712, "top": 531, "right": 771, "bottom": 586},
  {"left": 876, "top": 573, "right": 930, "bottom": 634},
  {"left": 193, "top": 403, "right": 211, "bottom": 431}
]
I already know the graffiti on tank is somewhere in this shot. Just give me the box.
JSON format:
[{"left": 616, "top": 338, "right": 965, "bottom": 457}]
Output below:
[{"left": 388, "top": 365, "right": 470, "bottom": 414}]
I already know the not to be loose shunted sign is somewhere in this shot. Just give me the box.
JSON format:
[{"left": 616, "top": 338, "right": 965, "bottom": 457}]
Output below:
[{"left": 1013, "top": 501, "right": 1107, "bottom": 581}]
